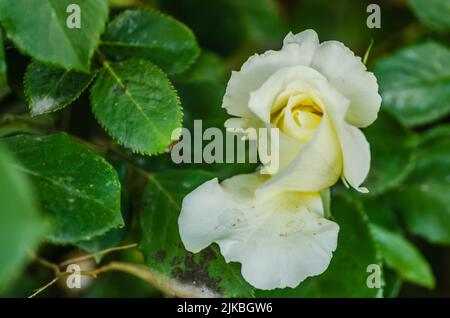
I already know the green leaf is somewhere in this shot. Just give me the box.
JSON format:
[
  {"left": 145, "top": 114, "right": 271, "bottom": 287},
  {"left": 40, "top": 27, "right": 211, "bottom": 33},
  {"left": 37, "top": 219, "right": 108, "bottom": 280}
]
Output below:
[
  {"left": 24, "top": 61, "right": 94, "bottom": 116},
  {"left": 77, "top": 186, "right": 130, "bottom": 256},
  {"left": 0, "top": 145, "right": 45, "bottom": 291},
  {"left": 363, "top": 111, "right": 415, "bottom": 196},
  {"left": 91, "top": 59, "right": 182, "bottom": 155},
  {"left": 256, "top": 195, "right": 383, "bottom": 297},
  {"left": 394, "top": 125, "right": 450, "bottom": 244},
  {"left": 138, "top": 170, "right": 254, "bottom": 298},
  {"left": 0, "top": 0, "right": 108, "bottom": 72},
  {"left": 375, "top": 41, "right": 450, "bottom": 127},
  {"left": 409, "top": 0, "right": 450, "bottom": 32},
  {"left": 0, "top": 29, "right": 6, "bottom": 87},
  {"left": 371, "top": 224, "right": 435, "bottom": 288},
  {"left": 101, "top": 9, "right": 200, "bottom": 75},
  {"left": 2, "top": 133, "right": 123, "bottom": 244}
]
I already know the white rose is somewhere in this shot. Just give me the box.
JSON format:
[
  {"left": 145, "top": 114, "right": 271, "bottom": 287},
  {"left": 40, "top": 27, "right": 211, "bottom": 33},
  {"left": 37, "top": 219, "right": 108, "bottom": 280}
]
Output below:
[
  {"left": 178, "top": 30, "right": 380, "bottom": 290},
  {"left": 225, "top": 29, "right": 381, "bottom": 197}
]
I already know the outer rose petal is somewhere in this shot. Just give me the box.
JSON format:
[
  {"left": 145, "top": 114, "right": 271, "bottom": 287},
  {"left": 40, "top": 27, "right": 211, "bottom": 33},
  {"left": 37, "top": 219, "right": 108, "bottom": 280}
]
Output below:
[
  {"left": 312, "top": 80, "right": 371, "bottom": 193},
  {"left": 179, "top": 173, "right": 339, "bottom": 290},
  {"left": 222, "top": 30, "right": 319, "bottom": 117},
  {"left": 247, "top": 65, "right": 370, "bottom": 193},
  {"left": 311, "top": 41, "right": 381, "bottom": 128}
]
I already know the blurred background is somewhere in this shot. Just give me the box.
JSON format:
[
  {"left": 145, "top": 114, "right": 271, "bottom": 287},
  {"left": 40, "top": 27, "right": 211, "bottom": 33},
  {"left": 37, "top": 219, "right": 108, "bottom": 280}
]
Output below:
[{"left": 1, "top": 0, "right": 449, "bottom": 298}]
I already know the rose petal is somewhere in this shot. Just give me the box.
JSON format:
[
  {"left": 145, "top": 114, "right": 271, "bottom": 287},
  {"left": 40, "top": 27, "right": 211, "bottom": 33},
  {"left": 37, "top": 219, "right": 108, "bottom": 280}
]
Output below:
[
  {"left": 179, "top": 173, "right": 339, "bottom": 290},
  {"left": 311, "top": 40, "right": 381, "bottom": 128},
  {"left": 223, "top": 30, "right": 319, "bottom": 118},
  {"left": 256, "top": 113, "right": 343, "bottom": 198}
]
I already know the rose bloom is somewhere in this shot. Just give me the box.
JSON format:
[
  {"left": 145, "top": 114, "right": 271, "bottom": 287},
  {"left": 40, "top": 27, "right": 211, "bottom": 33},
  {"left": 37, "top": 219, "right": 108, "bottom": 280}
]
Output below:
[{"left": 179, "top": 30, "right": 381, "bottom": 290}]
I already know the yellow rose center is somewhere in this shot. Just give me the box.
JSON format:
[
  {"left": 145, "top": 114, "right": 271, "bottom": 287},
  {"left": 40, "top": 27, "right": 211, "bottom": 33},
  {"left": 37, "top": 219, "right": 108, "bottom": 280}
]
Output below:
[{"left": 270, "top": 93, "right": 323, "bottom": 142}]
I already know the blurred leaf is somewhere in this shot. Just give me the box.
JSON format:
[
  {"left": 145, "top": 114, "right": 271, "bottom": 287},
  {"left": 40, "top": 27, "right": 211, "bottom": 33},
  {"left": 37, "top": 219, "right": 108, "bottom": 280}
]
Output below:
[
  {"left": 175, "top": 51, "right": 225, "bottom": 83},
  {"left": 256, "top": 196, "right": 383, "bottom": 297},
  {"left": 109, "top": 0, "right": 140, "bottom": 8},
  {"left": 363, "top": 111, "right": 415, "bottom": 196},
  {"left": 0, "top": 29, "right": 6, "bottom": 87},
  {"left": 362, "top": 196, "right": 402, "bottom": 233},
  {"left": 383, "top": 268, "right": 403, "bottom": 298},
  {"left": 24, "top": 61, "right": 94, "bottom": 116},
  {"left": 177, "top": 81, "right": 226, "bottom": 130},
  {"left": 2, "top": 133, "right": 123, "bottom": 244},
  {"left": 0, "top": 0, "right": 108, "bottom": 72},
  {"left": 228, "top": 0, "right": 287, "bottom": 45},
  {"left": 158, "top": 0, "right": 245, "bottom": 55},
  {"left": 138, "top": 170, "right": 254, "bottom": 297},
  {"left": 409, "top": 0, "right": 450, "bottom": 32},
  {"left": 174, "top": 51, "right": 227, "bottom": 130},
  {"left": 0, "top": 145, "right": 45, "bottom": 291},
  {"left": 375, "top": 41, "right": 450, "bottom": 127},
  {"left": 371, "top": 225, "right": 435, "bottom": 288},
  {"left": 394, "top": 125, "right": 450, "bottom": 244},
  {"left": 91, "top": 59, "right": 182, "bottom": 155},
  {"left": 102, "top": 9, "right": 200, "bottom": 75},
  {"left": 290, "top": 0, "right": 369, "bottom": 49}
]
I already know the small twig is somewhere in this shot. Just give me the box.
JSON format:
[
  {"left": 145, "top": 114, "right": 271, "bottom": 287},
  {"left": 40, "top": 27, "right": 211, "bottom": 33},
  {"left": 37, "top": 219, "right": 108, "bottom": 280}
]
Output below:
[
  {"left": 29, "top": 241, "right": 214, "bottom": 298},
  {"left": 91, "top": 262, "right": 215, "bottom": 298},
  {"left": 28, "top": 277, "right": 60, "bottom": 298},
  {"left": 59, "top": 243, "right": 138, "bottom": 267},
  {"left": 29, "top": 252, "right": 60, "bottom": 276}
]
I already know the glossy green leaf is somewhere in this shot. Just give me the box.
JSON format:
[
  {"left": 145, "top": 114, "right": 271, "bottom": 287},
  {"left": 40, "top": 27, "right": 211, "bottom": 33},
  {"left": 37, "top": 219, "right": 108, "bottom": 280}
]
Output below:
[
  {"left": 375, "top": 41, "right": 450, "bottom": 127},
  {"left": 2, "top": 133, "right": 123, "bottom": 244},
  {"left": 256, "top": 195, "right": 383, "bottom": 297},
  {"left": 363, "top": 111, "right": 415, "bottom": 196},
  {"left": 409, "top": 0, "right": 450, "bottom": 32},
  {"left": 371, "top": 225, "right": 435, "bottom": 288},
  {"left": 101, "top": 9, "right": 200, "bottom": 75},
  {"left": 394, "top": 125, "right": 450, "bottom": 244},
  {"left": 0, "top": 145, "right": 45, "bottom": 291},
  {"left": 25, "top": 61, "right": 94, "bottom": 116},
  {"left": 91, "top": 59, "right": 182, "bottom": 155},
  {"left": 0, "top": 0, "right": 108, "bottom": 72},
  {"left": 77, "top": 185, "right": 130, "bottom": 256},
  {"left": 0, "top": 29, "right": 6, "bottom": 87},
  {"left": 138, "top": 170, "right": 254, "bottom": 298}
]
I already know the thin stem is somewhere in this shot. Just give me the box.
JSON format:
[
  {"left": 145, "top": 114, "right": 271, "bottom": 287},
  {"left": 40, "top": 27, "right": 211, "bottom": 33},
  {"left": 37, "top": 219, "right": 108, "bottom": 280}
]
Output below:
[
  {"left": 59, "top": 243, "right": 138, "bottom": 267},
  {"left": 93, "top": 262, "right": 211, "bottom": 298},
  {"left": 29, "top": 252, "right": 60, "bottom": 276},
  {"left": 28, "top": 277, "right": 60, "bottom": 298}
]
